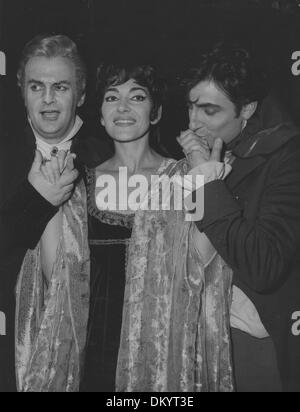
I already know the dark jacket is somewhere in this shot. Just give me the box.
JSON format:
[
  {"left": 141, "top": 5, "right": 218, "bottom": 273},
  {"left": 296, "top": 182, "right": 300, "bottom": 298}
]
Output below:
[
  {"left": 196, "top": 97, "right": 300, "bottom": 392},
  {"left": 0, "top": 122, "right": 112, "bottom": 392}
]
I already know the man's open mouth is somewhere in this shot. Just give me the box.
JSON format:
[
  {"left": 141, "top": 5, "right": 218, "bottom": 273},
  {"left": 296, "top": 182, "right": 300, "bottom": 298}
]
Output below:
[{"left": 40, "top": 111, "right": 60, "bottom": 120}]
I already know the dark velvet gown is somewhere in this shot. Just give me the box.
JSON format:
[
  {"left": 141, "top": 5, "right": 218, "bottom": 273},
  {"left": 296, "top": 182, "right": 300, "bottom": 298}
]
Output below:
[{"left": 80, "top": 168, "right": 134, "bottom": 392}]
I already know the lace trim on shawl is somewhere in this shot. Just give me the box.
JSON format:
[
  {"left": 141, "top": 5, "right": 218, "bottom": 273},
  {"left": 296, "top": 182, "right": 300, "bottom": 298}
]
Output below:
[
  {"left": 85, "top": 159, "right": 175, "bottom": 230},
  {"left": 86, "top": 167, "right": 135, "bottom": 229},
  {"left": 89, "top": 239, "right": 131, "bottom": 246}
]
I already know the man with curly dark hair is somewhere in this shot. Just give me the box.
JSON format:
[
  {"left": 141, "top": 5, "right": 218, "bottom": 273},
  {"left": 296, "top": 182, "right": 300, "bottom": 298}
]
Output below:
[{"left": 179, "top": 42, "right": 300, "bottom": 392}]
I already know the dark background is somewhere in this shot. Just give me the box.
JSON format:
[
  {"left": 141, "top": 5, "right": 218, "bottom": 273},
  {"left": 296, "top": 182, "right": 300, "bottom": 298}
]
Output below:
[
  {"left": 0, "top": 0, "right": 300, "bottom": 392},
  {"left": 1, "top": 0, "right": 300, "bottom": 157}
]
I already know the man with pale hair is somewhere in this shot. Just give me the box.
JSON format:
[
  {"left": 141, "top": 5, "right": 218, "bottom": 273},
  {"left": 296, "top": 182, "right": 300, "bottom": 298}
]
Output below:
[{"left": 0, "top": 34, "right": 110, "bottom": 392}]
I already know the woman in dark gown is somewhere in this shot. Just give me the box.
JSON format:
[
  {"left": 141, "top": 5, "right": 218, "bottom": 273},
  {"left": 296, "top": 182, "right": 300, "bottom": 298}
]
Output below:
[
  {"left": 81, "top": 64, "right": 234, "bottom": 392},
  {"left": 81, "top": 188, "right": 134, "bottom": 391},
  {"left": 80, "top": 64, "right": 168, "bottom": 392}
]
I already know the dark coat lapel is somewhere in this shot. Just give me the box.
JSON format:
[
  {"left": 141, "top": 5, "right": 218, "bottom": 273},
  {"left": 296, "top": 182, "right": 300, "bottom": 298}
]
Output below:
[
  {"left": 226, "top": 155, "right": 266, "bottom": 189},
  {"left": 23, "top": 123, "right": 36, "bottom": 166},
  {"left": 226, "top": 121, "right": 300, "bottom": 190}
]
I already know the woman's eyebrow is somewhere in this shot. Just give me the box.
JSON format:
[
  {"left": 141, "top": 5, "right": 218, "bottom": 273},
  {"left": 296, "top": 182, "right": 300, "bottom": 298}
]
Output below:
[
  {"left": 105, "top": 87, "right": 119, "bottom": 93},
  {"left": 105, "top": 86, "right": 148, "bottom": 94},
  {"left": 130, "top": 87, "right": 148, "bottom": 93}
]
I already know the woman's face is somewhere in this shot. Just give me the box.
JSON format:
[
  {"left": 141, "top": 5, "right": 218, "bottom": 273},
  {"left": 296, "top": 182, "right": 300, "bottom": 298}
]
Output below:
[{"left": 101, "top": 78, "right": 160, "bottom": 143}]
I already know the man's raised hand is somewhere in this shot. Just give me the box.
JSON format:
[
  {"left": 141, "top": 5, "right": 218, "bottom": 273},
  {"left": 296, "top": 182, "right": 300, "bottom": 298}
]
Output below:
[
  {"left": 28, "top": 150, "right": 79, "bottom": 207},
  {"left": 177, "top": 130, "right": 223, "bottom": 169}
]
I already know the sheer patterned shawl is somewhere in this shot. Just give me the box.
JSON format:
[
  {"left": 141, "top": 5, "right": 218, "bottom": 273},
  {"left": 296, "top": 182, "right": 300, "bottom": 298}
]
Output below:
[
  {"left": 15, "top": 179, "right": 90, "bottom": 392},
  {"left": 116, "top": 159, "right": 234, "bottom": 392}
]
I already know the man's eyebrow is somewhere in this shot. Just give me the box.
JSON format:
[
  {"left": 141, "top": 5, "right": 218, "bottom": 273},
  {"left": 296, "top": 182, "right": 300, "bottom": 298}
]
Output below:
[
  {"left": 27, "top": 80, "right": 71, "bottom": 86},
  {"left": 188, "top": 100, "right": 221, "bottom": 109},
  {"left": 27, "top": 79, "right": 44, "bottom": 85},
  {"left": 52, "top": 81, "right": 72, "bottom": 87}
]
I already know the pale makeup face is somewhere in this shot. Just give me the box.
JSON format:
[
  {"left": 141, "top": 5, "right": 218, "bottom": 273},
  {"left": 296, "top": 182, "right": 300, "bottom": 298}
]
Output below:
[
  {"left": 188, "top": 80, "right": 253, "bottom": 148},
  {"left": 24, "top": 56, "right": 84, "bottom": 143},
  {"left": 101, "top": 79, "right": 161, "bottom": 143}
]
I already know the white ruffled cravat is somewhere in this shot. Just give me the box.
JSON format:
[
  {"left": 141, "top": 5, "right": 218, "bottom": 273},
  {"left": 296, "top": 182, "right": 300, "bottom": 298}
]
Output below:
[
  {"left": 28, "top": 115, "right": 83, "bottom": 286},
  {"left": 30, "top": 115, "right": 83, "bottom": 160}
]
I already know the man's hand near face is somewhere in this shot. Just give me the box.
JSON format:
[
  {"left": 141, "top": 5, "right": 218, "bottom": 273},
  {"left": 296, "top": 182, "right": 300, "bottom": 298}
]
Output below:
[
  {"left": 177, "top": 130, "right": 224, "bottom": 169},
  {"left": 28, "top": 150, "right": 79, "bottom": 207}
]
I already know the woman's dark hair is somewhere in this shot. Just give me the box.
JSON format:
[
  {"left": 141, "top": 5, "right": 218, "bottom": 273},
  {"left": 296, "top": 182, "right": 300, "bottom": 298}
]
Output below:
[
  {"left": 96, "top": 63, "right": 169, "bottom": 154},
  {"left": 96, "top": 63, "right": 167, "bottom": 120},
  {"left": 181, "top": 42, "right": 270, "bottom": 116}
]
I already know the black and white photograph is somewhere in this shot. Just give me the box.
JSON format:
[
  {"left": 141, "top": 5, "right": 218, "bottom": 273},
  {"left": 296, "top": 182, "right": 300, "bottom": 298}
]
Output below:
[{"left": 1, "top": 0, "right": 300, "bottom": 394}]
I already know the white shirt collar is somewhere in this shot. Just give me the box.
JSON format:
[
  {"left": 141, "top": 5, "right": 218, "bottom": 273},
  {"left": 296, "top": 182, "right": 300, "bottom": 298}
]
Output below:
[{"left": 29, "top": 115, "right": 83, "bottom": 160}]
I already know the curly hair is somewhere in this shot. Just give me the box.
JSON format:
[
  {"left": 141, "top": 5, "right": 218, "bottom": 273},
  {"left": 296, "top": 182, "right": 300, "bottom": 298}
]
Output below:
[
  {"left": 17, "top": 34, "right": 86, "bottom": 99},
  {"left": 96, "top": 63, "right": 167, "bottom": 121},
  {"left": 182, "top": 42, "right": 269, "bottom": 115}
]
